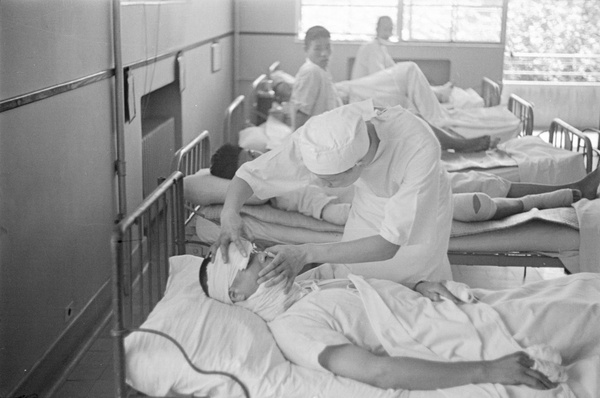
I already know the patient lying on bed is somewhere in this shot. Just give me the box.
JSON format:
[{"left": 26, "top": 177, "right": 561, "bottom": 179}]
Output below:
[
  {"left": 184, "top": 144, "right": 351, "bottom": 225},
  {"left": 186, "top": 143, "right": 600, "bottom": 223},
  {"left": 200, "top": 240, "right": 600, "bottom": 396}
]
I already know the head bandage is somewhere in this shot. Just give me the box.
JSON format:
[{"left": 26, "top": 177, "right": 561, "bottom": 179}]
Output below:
[
  {"left": 207, "top": 240, "right": 254, "bottom": 305},
  {"left": 298, "top": 99, "right": 376, "bottom": 175}
]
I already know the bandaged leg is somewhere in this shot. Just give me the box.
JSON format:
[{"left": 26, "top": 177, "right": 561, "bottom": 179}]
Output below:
[
  {"left": 453, "top": 193, "right": 498, "bottom": 222},
  {"left": 520, "top": 189, "right": 574, "bottom": 212}
]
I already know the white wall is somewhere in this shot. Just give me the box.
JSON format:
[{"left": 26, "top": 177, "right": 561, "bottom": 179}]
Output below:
[
  {"left": 235, "top": 0, "right": 505, "bottom": 99},
  {"left": 502, "top": 82, "right": 600, "bottom": 130},
  {"left": 0, "top": 1, "right": 234, "bottom": 395}
]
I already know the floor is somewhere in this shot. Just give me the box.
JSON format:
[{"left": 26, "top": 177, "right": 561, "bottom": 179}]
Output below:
[
  {"left": 50, "top": 264, "right": 566, "bottom": 398},
  {"left": 51, "top": 320, "right": 114, "bottom": 398}
]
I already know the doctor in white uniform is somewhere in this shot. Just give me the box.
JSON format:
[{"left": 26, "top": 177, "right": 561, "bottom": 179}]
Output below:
[{"left": 212, "top": 99, "right": 453, "bottom": 290}]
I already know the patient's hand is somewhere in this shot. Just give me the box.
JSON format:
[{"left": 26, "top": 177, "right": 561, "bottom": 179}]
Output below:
[
  {"left": 483, "top": 352, "right": 558, "bottom": 390},
  {"left": 258, "top": 244, "right": 308, "bottom": 292},
  {"left": 321, "top": 203, "right": 351, "bottom": 225},
  {"left": 414, "top": 281, "right": 461, "bottom": 304}
]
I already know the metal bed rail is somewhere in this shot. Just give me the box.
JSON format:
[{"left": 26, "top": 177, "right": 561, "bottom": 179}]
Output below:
[
  {"left": 481, "top": 77, "right": 501, "bottom": 107},
  {"left": 223, "top": 95, "right": 247, "bottom": 145},
  {"left": 508, "top": 94, "right": 535, "bottom": 137},
  {"left": 111, "top": 171, "right": 186, "bottom": 398},
  {"left": 171, "top": 130, "right": 211, "bottom": 224},
  {"left": 548, "top": 118, "right": 594, "bottom": 173}
]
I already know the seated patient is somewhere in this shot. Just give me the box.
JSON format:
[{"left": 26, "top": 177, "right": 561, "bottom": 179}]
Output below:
[
  {"left": 200, "top": 240, "right": 600, "bottom": 395},
  {"left": 185, "top": 143, "right": 600, "bottom": 223}
]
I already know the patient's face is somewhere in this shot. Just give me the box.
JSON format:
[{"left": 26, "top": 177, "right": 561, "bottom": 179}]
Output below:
[
  {"left": 229, "top": 251, "right": 272, "bottom": 302},
  {"left": 377, "top": 18, "right": 394, "bottom": 41},
  {"left": 306, "top": 37, "right": 331, "bottom": 69}
]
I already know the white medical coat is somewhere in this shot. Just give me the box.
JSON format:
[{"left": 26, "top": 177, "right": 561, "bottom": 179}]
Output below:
[{"left": 236, "top": 105, "right": 453, "bottom": 284}]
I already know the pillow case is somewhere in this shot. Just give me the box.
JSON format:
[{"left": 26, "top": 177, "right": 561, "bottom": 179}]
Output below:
[{"left": 124, "top": 255, "right": 404, "bottom": 398}]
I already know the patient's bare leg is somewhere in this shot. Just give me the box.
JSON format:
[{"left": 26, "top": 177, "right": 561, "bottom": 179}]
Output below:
[{"left": 507, "top": 167, "right": 600, "bottom": 200}]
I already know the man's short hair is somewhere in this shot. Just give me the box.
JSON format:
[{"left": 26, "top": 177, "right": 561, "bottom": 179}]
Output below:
[
  {"left": 210, "top": 144, "right": 243, "bottom": 179},
  {"left": 199, "top": 255, "right": 210, "bottom": 297},
  {"left": 376, "top": 16, "right": 392, "bottom": 30},
  {"left": 304, "top": 25, "right": 330, "bottom": 48}
]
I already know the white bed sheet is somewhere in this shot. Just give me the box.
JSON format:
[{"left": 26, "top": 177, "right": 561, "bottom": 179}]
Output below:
[
  {"left": 126, "top": 256, "right": 600, "bottom": 398},
  {"left": 443, "top": 136, "right": 587, "bottom": 184}
]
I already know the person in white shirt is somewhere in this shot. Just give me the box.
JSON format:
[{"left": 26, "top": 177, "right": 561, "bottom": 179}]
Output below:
[
  {"left": 351, "top": 16, "right": 396, "bottom": 80},
  {"left": 212, "top": 99, "right": 454, "bottom": 290},
  {"left": 290, "top": 25, "right": 343, "bottom": 130}
]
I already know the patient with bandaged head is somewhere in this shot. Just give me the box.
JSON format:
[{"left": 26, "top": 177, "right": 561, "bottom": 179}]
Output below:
[{"left": 200, "top": 239, "right": 600, "bottom": 396}]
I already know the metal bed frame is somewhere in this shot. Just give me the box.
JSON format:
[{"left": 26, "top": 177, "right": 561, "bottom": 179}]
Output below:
[
  {"left": 508, "top": 93, "right": 535, "bottom": 137},
  {"left": 171, "top": 130, "right": 211, "bottom": 224},
  {"left": 548, "top": 118, "right": 594, "bottom": 173},
  {"left": 481, "top": 77, "right": 502, "bottom": 107},
  {"left": 223, "top": 95, "right": 247, "bottom": 146},
  {"left": 111, "top": 171, "right": 186, "bottom": 398},
  {"left": 448, "top": 117, "right": 597, "bottom": 269}
]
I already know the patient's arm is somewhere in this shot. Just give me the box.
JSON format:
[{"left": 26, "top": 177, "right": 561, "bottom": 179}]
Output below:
[
  {"left": 183, "top": 172, "right": 268, "bottom": 206},
  {"left": 319, "top": 344, "right": 556, "bottom": 391}
]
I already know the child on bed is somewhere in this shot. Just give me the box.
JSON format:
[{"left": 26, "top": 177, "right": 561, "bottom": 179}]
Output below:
[
  {"left": 200, "top": 239, "right": 600, "bottom": 396},
  {"left": 185, "top": 143, "right": 600, "bottom": 223},
  {"left": 351, "top": 16, "right": 454, "bottom": 103},
  {"left": 290, "top": 25, "right": 343, "bottom": 130},
  {"left": 287, "top": 25, "right": 495, "bottom": 152}
]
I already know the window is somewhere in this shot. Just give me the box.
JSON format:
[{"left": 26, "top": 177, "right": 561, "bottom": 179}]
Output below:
[
  {"left": 504, "top": 0, "right": 600, "bottom": 82},
  {"left": 299, "top": 0, "right": 506, "bottom": 43}
]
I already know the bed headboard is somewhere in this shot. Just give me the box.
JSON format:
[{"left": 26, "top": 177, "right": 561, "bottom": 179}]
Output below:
[
  {"left": 548, "top": 118, "right": 594, "bottom": 173},
  {"left": 171, "top": 130, "right": 211, "bottom": 224},
  {"left": 481, "top": 77, "right": 502, "bottom": 107},
  {"left": 508, "top": 94, "right": 535, "bottom": 137},
  {"left": 223, "top": 95, "right": 247, "bottom": 145},
  {"left": 111, "top": 171, "right": 186, "bottom": 397}
]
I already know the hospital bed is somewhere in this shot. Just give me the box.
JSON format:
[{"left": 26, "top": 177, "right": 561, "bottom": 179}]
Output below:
[
  {"left": 112, "top": 170, "right": 600, "bottom": 398},
  {"left": 182, "top": 114, "right": 598, "bottom": 274},
  {"left": 110, "top": 172, "right": 417, "bottom": 398}
]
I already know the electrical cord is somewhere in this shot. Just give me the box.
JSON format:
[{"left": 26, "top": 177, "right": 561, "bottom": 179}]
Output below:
[{"left": 128, "top": 327, "right": 250, "bottom": 398}]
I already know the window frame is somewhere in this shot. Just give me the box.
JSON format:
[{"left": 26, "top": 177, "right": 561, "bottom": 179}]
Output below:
[{"left": 297, "top": 0, "right": 509, "bottom": 46}]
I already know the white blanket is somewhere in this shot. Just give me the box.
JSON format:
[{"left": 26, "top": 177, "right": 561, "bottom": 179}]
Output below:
[
  {"left": 499, "top": 136, "right": 587, "bottom": 184},
  {"left": 351, "top": 274, "right": 600, "bottom": 397},
  {"left": 572, "top": 198, "right": 600, "bottom": 273}
]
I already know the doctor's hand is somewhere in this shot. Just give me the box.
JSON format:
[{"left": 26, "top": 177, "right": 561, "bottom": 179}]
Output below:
[
  {"left": 257, "top": 244, "right": 308, "bottom": 292},
  {"left": 414, "top": 281, "right": 461, "bottom": 304},
  {"left": 210, "top": 210, "right": 255, "bottom": 263}
]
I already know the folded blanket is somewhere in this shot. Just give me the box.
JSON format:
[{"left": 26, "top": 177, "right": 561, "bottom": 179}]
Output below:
[
  {"left": 500, "top": 136, "right": 586, "bottom": 184},
  {"left": 572, "top": 198, "right": 600, "bottom": 273},
  {"left": 442, "top": 148, "right": 516, "bottom": 172},
  {"left": 451, "top": 207, "right": 579, "bottom": 238}
]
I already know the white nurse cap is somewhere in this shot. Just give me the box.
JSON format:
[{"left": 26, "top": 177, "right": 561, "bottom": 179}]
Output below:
[{"left": 298, "top": 99, "right": 376, "bottom": 175}]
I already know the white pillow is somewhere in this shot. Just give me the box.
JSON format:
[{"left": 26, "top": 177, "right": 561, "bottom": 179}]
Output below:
[
  {"left": 124, "top": 255, "right": 402, "bottom": 398},
  {"left": 238, "top": 125, "right": 268, "bottom": 152}
]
